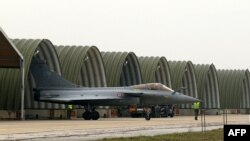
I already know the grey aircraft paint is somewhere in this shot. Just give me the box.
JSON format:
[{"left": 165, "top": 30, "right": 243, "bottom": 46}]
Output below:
[{"left": 31, "top": 57, "right": 200, "bottom": 107}]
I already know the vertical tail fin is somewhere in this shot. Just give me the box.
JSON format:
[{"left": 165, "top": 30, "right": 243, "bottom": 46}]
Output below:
[{"left": 30, "top": 57, "right": 77, "bottom": 88}]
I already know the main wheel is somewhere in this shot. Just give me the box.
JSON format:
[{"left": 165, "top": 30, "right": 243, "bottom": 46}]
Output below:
[
  {"left": 91, "top": 111, "right": 100, "bottom": 120},
  {"left": 83, "top": 111, "right": 91, "bottom": 120}
]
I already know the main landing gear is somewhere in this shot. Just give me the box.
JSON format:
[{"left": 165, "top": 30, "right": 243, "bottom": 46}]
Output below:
[{"left": 82, "top": 106, "right": 100, "bottom": 120}]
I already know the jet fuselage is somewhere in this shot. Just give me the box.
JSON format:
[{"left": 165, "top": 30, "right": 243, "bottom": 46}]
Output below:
[{"left": 34, "top": 87, "right": 198, "bottom": 106}]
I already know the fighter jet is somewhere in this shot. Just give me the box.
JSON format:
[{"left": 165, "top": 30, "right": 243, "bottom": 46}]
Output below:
[{"left": 31, "top": 57, "right": 200, "bottom": 120}]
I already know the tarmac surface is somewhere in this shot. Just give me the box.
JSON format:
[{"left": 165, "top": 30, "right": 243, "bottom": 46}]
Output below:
[{"left": 0, "top": 114, "right": 249, "bottom": 141}]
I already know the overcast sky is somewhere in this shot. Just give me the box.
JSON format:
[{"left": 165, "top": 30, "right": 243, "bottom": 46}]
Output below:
[{"left": 1, "top": 0, "right": 250, "bottom": 70}]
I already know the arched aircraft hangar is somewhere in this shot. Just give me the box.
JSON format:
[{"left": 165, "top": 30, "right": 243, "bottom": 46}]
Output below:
[
  {"left": 138, "top": 56, "right": 172, "bottom": 88},
  {"left": 56, "top": 46, "right": 106, "bottom": 87},
  {"left": 101, "top": 51, "right": 142, "bottom": 87},
  {"left": 217, "top": 69, "right": 250, "bottom": 110},
  {"left": 0, "top": 39, "right": 64, "bottom": 110},
  {"left": 168, "top": 61, "right": 198, "bottom": 109},
  {"left": 194, "top": 64, "right": 220, "bottom": 109}
]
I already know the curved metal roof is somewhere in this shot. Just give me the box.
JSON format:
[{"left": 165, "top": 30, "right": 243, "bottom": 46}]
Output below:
[
  {"left": 0, "top": 39, "right": 64, "bottom": 110},
  {"left": 168, "top": 61, "right": 198, "bottom": 108},
  {"left": 55, "top": 46, "right": 106, "bottom": 87},
  {"left": 138, "top": 56, "right": 172, "bottom": 88},
  {"left": 102, "top": 52, "right": 142, "bottom": 87},
  {"left": 194, "top": 64, "right": 220, "bottom": 109},
  {"left": 217, "top": 69, "right": 250, "bottom": 109}
]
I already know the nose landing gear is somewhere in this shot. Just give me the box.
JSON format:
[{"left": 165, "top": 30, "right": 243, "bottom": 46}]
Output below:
[{"left": 144, "top": 107, "right": 151, "bottom": 121}]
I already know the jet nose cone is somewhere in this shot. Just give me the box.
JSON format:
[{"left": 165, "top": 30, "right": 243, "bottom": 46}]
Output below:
[
  {"left": 175, "top": 92, "right": 201, "bottom": 103},
  {"left": 185, "top": 95, "right": 201, "bottom": 103}
]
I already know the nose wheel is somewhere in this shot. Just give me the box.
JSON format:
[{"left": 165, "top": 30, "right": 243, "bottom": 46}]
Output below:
[{"left": 144, "top": 107, "right": 151, "bottom": 121}]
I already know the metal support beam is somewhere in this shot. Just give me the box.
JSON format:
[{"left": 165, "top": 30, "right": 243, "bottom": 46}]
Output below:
[{"left": 20, "top": 59, "right": 25, "bottom": 120}]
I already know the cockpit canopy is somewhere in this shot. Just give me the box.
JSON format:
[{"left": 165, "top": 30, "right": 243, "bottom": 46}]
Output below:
[{"left": 130, "top": 83, "right": 174, "bottom": 92}]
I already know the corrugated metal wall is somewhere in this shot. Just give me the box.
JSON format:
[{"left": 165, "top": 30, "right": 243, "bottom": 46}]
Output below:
[
  {"left": 168, "top": 61, "right": 198, "bottom": 108},
  {"left": 102, "top": 52, "right": 142, "bottom": 87},
  {"left": 55, "top": 46, "right": 106, "bottom": 87},
  {"left": 217, "top": 69, "right": 250, "bottom": 109},
  {"left": 243, "top": 70, "right": 250, "bottom": 108},
  {"left": 194, "top": 64, "right": 220, "bottom": 109},
  {"left": 138, "top": 56, "right": 172, "bottom": 88},
  {"left": 0, "top": 39, "right": 64, "bottom": 110}
]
